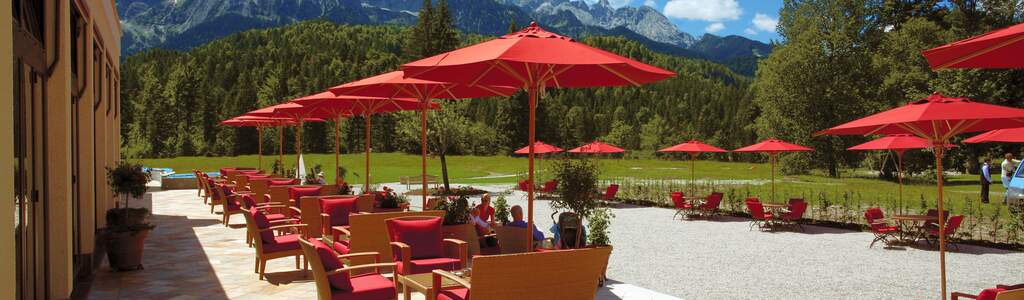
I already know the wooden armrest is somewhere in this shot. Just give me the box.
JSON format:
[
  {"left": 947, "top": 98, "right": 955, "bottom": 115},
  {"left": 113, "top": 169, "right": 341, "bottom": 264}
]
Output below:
[
  {"left": 390, "top": 242, "right": 412, "bottom": 269},
  {"left": 262, "top": 224, "right": 306, "bottom": 232},
  {"left": 432, "top": 270, "right": 472, "bottom": 289},
  {"left": 268, "top": 218, "right": 300, "bottom": 224},
  {"left": 332, "top": 226, "right": 351, "bottom": 236},
  {"left": 997, "top": 284, "right": 1024, "bottom": 290},
  {"left": 336, "top": 252, "right": 380, "bottom": 262},
  {"left": 952, "top": 292, "right": 978, "bottom": 300},
  {"left": 443, "top": 238, "right": 467, "bottom": 245},
  {"left": 257, "top": 204, "right": 286, "bottom": 209},
  {"left": 288, "top": 207, "right": 301, "bottom": 214},
  {"left": 442, "top": 239, "right": 468, "bottom": 268},
  {"left": 324, "top": 262, "right": 397, "bottom": 276}
]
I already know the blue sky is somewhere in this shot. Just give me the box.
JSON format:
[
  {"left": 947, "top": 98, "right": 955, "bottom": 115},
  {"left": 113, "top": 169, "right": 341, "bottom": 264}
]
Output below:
[{"left": 583, "top": 0, "right": 784, "bottom": 43}]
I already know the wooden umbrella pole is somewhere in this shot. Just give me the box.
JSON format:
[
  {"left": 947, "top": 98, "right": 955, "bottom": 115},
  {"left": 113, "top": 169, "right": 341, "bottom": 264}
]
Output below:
[
  {"left": 335, "top": 116, "right": 342, "bottom": 184},
  {"left": 365, "top": 114, "right": 372, "bottom": 192},
  {"left": 690, "top": 152, "right": 697, "bottom": 196},
  {"left": 278, "top": 126, "right": 284, "bottom": 170},
  {"left": 258, "top": 126, "right": 263, "bottom": 171},
  {"left": 933, "top": 142, "right": 948, "bottom": 300},
  {"left": 896, "top": 150, "right": 905, "bottom": 215},
  {"left": 771, "top": 152, "right": 777, "bottom": 203},
  {"left": 420, "top": 98, "right": 429, "bottom": 209},
  {"left": 526, "top": 83, "right": 538, "bottom": 246}
]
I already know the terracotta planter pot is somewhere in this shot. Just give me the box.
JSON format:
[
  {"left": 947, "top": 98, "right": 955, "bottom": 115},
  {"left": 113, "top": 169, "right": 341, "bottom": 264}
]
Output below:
[
  {"left": 586, "top": 245, "right": 613, "bottom": 286},
  {"left": 105, "top": 229, "right": 151, "bottom": 271},
  {"left": 442, "top": 223, "right": 481, "bottom": 256}
]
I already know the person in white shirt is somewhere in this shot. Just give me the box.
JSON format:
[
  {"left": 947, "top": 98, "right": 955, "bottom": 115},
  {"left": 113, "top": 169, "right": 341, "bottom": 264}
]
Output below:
[{"left": 1002, "top": 153, "right": 1017, "bottom": 204}]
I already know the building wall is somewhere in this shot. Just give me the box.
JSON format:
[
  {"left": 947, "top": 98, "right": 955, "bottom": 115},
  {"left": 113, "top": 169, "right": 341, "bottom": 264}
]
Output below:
[
  {"left": 1, "top": 2, "right": 17, "bottom": 300},
  {"left": 8, "top": 1, "right": 121, "bottom": 299}
]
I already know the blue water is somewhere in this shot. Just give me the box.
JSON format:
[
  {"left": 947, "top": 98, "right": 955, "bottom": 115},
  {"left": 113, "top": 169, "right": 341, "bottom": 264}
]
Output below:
[{"left": 164, "top": 172, "right": 220, "bottom": 179}]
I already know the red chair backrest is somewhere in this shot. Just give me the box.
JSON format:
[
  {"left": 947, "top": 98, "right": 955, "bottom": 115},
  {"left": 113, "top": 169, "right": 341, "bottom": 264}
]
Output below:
[
  {"left": 786, "top": 201, "right": 807, "bottom": 219},
  {"left": 944, "top": 215, "right": 964, "bottom": 235},
  {"left": 671, "top": 192, "right": 685, "bottom": 209},
  {"left": 788, "top": 198, "right": 805, "bottom": 206},
  {"left": 603, "top": 184, "right": 619, "bottom": 200},
  {"left": 542, "top": 180, "right": 558, "bottom": 192},
  {"left": 702, "top": 192, "right": 724, "bottom": 210},
  {"left": 864, "top": 207, "right": 884, "bottom": 223},
  {"left": 745, "top": 200, "right": 766, "bottom": 219},
  {"left": 518, "top": 180, "right": 530, "bottom": 191}
]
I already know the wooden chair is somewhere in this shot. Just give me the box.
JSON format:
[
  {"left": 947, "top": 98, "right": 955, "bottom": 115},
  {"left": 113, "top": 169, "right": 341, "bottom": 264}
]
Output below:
[
  {"left": 494, "top": 226, "right": 530, "bottom": 254},
  {"left": 299, "top": 237, "right": 398, "bottom": 300},
  {"left": 952, "top": 285, "right": 1024, "bottom": 300},
  {"left": 192, "top": 170, "right": 205, "bottom": 199},
  {"left": 386, "top": 216, "right": 468, "bottom": 276},
  {"left": 241, "top": 209, "right": 308, "bottom": 280},
  {"left": 347, "top": 211, "right": 446, "bottom": 275},
  {"left": 432, "top": 247, "right": 612, "bottom": 300}
]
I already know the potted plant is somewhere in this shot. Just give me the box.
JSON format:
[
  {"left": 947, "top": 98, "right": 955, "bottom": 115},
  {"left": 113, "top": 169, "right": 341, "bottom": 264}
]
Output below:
[
  {"left": 104, "top": 161, "right": 155, "bottom": 271},
  {"left": 437, "top": 195, "right": 481, "bottom": 255},
  {"left": 376, "top": 187, "right": 410, "bottom": 212},
  {"left": 493, "top": 194, "right": 511, "bottom": 225},
  {"left": 587, "top": 207, "right": 615, "bottom": 285},
  {"left": 550, "top": 158, "right": 600, "bottom": 249}
]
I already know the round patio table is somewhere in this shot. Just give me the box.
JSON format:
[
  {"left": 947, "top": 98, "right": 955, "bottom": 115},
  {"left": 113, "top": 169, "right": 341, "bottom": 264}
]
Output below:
[{"left": 891, "top": 214, "right": 939, "bottom": 242}]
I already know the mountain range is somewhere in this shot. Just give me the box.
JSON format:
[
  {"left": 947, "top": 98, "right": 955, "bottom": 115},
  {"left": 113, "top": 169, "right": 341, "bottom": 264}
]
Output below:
[{"left": 117, "top": 0, "right": 772, "bottom": 74}]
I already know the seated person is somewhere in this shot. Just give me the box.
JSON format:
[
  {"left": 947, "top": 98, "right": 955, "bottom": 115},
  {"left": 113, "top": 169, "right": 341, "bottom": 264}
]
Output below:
[
  {"left": 470, "top": 207, "right": 498, "bottom": 247},
  {"left": 476, "top": 193, "right": 496, "bottom": 223},
  {"left": 507, "top": 205, "right": 545, "bottom": 242},
  {"left": 550, "top": 216, "right": 587, "bottom": 249}
]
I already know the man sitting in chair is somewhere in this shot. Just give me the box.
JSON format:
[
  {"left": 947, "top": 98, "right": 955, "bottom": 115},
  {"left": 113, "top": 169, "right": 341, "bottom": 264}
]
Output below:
[{"left": 508, "top": 205, "right": 545, "bottom": 242}]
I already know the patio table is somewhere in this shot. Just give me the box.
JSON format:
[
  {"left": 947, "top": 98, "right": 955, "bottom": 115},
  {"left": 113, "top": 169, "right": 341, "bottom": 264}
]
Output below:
[
  {"left": 398, "top": 271, "right": 470, "bottom": 300},
  {"left": 680, "top": 196, "right": 705, "bottom": 218},
  {"left": 891, "top": 214, "right": 938, "bottom": 242}
]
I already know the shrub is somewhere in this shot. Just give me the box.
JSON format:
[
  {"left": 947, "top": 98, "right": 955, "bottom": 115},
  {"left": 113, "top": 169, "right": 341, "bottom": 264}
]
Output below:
[
  {"left": 587, "top": 208, "right": 614, "bottom": 246},
  {"left": 493, "top": 195, "right": 511, "bottom": 225},
  {"left": 438, "top": 195, "right": 470, "bottom": 225}
]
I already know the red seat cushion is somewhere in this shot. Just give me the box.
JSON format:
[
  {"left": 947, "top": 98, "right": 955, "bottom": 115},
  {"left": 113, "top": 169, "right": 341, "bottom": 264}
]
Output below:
[
  {"left": 265, "top": 213, "right": 288, "bottom": 222},
  {"left": 252, "top": 209, "right": 276, "bottom": 242},
  {"left": 321, "top": 197, "right": 358, "bottom": 226},
  {"left": 270, "top": 179, "right": 298, "bottom": 185},
  {"left": 876, "top": 226, "right": 900, "bottom": 233},
  {"left": 310, "top": 238, "right": 353, "bottom": 291},
  {"left": 263, "top": 234, "right": 301, "bottom": 253},
  {"left": 330, "top": 274, "right": 396, "bottom": 300},
  {"left": 386, "top": 217, "right": 444, "bottom": 259},
  {"left": 290, "top": 186, "right": 323, "bottom": 206},
  {"left": 333, "top": 240, "right": 351, "bottom": 254},
  {"left": 437, "top": 288, "right": 469, "bottom": 300},
  {"left": 976, "top": 288, "right": 1006, "bottom": 300},
  {"left": 397, "top": 257, "right": 462, "bottom": 275}
]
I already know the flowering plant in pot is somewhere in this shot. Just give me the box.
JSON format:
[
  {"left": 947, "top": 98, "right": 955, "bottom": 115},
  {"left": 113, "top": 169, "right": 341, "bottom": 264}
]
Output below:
[
  {"left": 377, "top": 186, "right": 410, "bottom": 212},
  {"left": 105, "top": 161, "right": 155, "bottom": 271}
]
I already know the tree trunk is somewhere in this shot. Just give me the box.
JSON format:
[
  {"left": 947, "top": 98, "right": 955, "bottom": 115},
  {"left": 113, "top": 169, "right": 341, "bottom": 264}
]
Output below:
[{"left": 440, "top": 149, "right": 451, "bottom": 193}]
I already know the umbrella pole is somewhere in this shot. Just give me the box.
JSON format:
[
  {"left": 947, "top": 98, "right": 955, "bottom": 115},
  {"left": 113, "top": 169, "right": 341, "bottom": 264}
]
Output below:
[
  {"left": 527, "top": 85, "right": 537, "bottom": 246},
  {"left": 258, "top": 127, "right": 263, "bottom": 171},
  {"left": 896, "top": 150, "right": 905, "bottom": 215},
  {"left": 335, "top": 116, "right": 342, "bottom": 184},
  {"left": 365, "top": 114, "right": 372, "bottom": 193},
  {"left": 296, "top": 120, "right": 303, "bottom": 179},
  {"left": 933, "top": 142, "right": 948, "bottom": 300},
  {"left": 690, "top": 153, "right": 697, "bottom": 196},
  {"left": 278, "top": 126, "right": 284, "bottom": 172},
  {"left": 421, "top": 98, "right": 429, "bottom": 210},
  {"left": 771, "top": 153, "right": 777, "bottom": 203}
]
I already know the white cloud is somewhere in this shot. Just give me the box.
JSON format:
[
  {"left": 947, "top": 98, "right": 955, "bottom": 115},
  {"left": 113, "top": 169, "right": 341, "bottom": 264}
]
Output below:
[
  {"left": 663, "top": 0, "right": 741, "bottom": 21},
  {"left": 644, "top": 0, "right": 657, "bottom": 8},
  {"left": 751, "top": 13, "right": 778, "bottom": 32},
  {"left": 744, "top": 27, "right": 757, "bottom": 35},
  {"left": 705, "top": 22, "right": 725, "bottom": 33}
]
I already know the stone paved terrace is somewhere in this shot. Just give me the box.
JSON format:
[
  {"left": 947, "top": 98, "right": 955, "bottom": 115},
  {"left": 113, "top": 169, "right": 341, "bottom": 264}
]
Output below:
[{"left": 84, "top": 188, "right": 677, "bottom": 300}]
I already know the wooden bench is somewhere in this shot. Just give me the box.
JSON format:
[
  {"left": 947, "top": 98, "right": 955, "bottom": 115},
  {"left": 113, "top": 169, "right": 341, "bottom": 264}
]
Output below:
[{"left": 400, "top": 174, "right": 439, "bottom": 191}]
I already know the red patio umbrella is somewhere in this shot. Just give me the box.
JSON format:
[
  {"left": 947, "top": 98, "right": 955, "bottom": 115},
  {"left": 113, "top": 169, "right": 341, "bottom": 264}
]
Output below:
[
  {"left": 515, "top": 141, "right": 564, "bottom": 181},
  {"left": 733, "top": 139, "right": 813, "bottom": 202},
  {"left": 658, "top": 140, "right": 729, "bottom": 195},
  {"left": 568, "top": 141, "right": 626, "bottom": 154},
  {"left": 328, "top": 70, "right": 516, "bottom": 207},
  {"left": 922, "top": 22, "right": 1024, "bottom": 69},
  {"left": 245, "top": 102, "right": 327, "bottom": 178},
  {"left": 401, "top": 22, "right": 675, "bottom": 243},
  {"left": 963, "top": 127, "right": 1024, "bottom": 143},
  {"left": 290, "top": 91, "right": 436, "bottom": 187},
  {"left": 819, "top": 92, "right": 1024, "bottom": 300},
  {"left": 847, "top": 134, "right": 946, "bottom": 214},
  {"left": 221, "top": 116, "right": 299, "bottom": 171}
]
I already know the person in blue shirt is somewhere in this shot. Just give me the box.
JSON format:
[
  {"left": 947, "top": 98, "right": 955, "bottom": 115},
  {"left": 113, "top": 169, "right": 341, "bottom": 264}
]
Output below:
[
  {"left": 981, "top": 158, "right": 992, "bottom": 203},
  {"left": 507, "top": 205, "right": 544, "bottom": 241}
]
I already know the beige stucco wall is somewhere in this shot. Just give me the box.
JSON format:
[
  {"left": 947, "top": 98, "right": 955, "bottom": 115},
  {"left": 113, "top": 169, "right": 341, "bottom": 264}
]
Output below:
[
  {"left": 46, "top": 1, "right": 75, "bottom": 297},
  {"left": 0, "top": 2, "right": 17, "bottom": 300}
]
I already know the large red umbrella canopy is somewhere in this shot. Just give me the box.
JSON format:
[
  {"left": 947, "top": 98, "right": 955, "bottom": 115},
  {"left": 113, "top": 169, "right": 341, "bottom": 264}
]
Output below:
[
  {"left": 963, "top": 127, "right": 1024, "bottom": 143},
  {"left": 658, "top": 140, "right": 728, "bottom": 195},
  {"left": 568, "top": 141, "right": 626, "bottom": 154},
  {"left": 820, "top": 93, "right": 1024, "bottom": 300},
  {"left": 514, "top": 141, "right": 563, "bottom": 155},
  {"left": 328, "top": 71, "right": 516, "bottom": 206},
  {"left": 400, "top": 21, "right": 674, "bottom": 246},
  {"left": 847, "top": 134, "right": 950, "bottom": 215},
  {"left": 734, "top": 138, "right": 812, "bottom": 203},
  {"left": 289, "top": 92, "right": 438, "bottom": 186},
  {"left": 221, "top": 116, "right": 307, "bottom": 170},
  {"left": 244, "top": 102, "right": 327, "bottom": 178},
  {"left": 922, "top": 22, "right": 1024, "bottom": 69}
]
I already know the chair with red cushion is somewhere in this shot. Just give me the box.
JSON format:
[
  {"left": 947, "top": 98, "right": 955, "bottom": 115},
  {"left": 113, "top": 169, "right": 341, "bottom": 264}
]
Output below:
[
  {"left": 671, "top": 192, "right": 690, "bottom": 218},
  {"left": 385, "top": 216, "right": 467, "bottom": 275},
  {"left": 290, "top": 186, "right": 324, "bottom": 207},
  {"left": 213, "top": 183, "right": 246, "bottom": 225},
  {"left": 517, "top": 180, "right": 530, "bottom": 191},
  {"left": 240, "top": 194, "right": 297, "bottom": 247},
  {"left": 242, "top": 207, "right": 308, "bottom": 280},
  {"left": 432, "top": 247, "right": 612, "bottom": 300},
  {"left": 746, "top": 198, "right": 772, "bottom": 230},
  {"left": 320, "top": 196, "right": 359, "bottom": 253},
  {"left": 864, "top": 207, "right": 900, "bottom": 248},
  {"left": 926, "top": 215, "right": 965, "bottom": 251},
  {"left": 600, "top": 184, "right": 619, "bottom": 201},
  {"left": 697, "top": 192, "right": 724, "bottom": 219},
  {"left": 299, "top": 237, "right": 398, "bottom": 300},
  {"left": 952, "top": 285, "right": 1024, "bottom": 300},
  {"left": 780, "top": 201, "right": 808, "bottom": 232},
  {"left": 541, "top": 180, "right": 559, "bottom": 194}
]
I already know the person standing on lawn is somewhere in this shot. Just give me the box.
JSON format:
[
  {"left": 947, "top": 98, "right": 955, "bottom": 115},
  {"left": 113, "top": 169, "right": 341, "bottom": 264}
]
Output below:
[
  {"left": 1002, "top": 153, "right": 1017, "bottom": 204},
  {"left": 981, "top": 158, "right": 992, "bottom": 203}
]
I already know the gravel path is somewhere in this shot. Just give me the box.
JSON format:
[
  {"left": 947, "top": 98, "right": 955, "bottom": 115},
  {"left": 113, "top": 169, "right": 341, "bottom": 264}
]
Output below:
[{"left": 392, "top": 183, "right": 1024, "bottom": 299}]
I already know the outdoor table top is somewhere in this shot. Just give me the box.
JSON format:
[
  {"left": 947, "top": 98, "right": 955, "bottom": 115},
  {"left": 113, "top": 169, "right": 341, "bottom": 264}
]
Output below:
[
  {"left": 891, "top": 215, "right": 939, "bottom": 222},
  {"left": 399, "top": 272, "right": 469, "bottom": 300}
]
